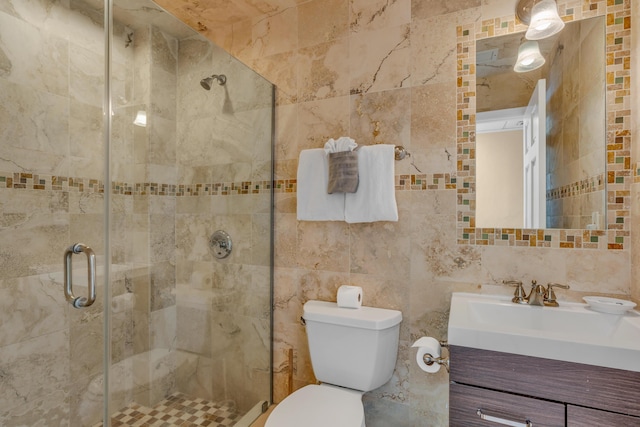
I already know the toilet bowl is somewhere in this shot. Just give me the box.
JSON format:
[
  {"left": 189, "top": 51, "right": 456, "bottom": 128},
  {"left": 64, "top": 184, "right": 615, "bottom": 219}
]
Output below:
[
  {"left": 265, "top": 384, "right": 365, "bottom": 427},
  {"left": 265, "top": 300, "right": 402, "bottom": 427}
]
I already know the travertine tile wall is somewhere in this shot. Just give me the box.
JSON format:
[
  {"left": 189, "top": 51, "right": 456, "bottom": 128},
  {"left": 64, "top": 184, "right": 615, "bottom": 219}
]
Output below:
[{"left": 157, "top": 0, "right": 638, "bottom": 425}]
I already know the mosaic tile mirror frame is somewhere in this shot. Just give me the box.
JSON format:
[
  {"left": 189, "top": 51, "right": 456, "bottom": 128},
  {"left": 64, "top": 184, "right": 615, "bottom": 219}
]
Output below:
[{"left": 456, "top": 0, "right": 631, "bottom": 250}]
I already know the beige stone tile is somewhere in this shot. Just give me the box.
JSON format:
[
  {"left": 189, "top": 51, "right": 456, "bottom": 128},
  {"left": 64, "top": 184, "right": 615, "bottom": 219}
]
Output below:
[
  {"left": 150, "top": 305, "right": 176, "bottom": 349},
  {"left": 69, "top": 100, "right": 104, "bottom": 178},
  {"left": 410, "top": 16, "right": 458, "bottom": 87},
  {"left": 0, "top": 212, "right": 69, "bottom": 279},
  {"left": 350, "top": 88, "right": 411, "bottom": 147},
  {"left": 296, "top": 221, "right": 351, "bottom": 272},
  {"left": 350, "top": 0, "right": 411, "bottom": 33},
  {"left": 251, "top": 7, "right": 298, "bottom": 58},
  {"left": 250, "top": 50, "right": 298, "bottom": 105},
  {"left": 0, "top": 79, "right": 70, "bottom": 175},
  {"left": 349, "top": 219, "right": 412, "bottom": 281},
  {"left": 564, "top": 249, "right": 631, "bottom": 295},
  {"left": 409, "top": 191, "right": 483, "bottom": 284},
  {"left": 298, "top": 0, "right": 349, "bottom": 49},
  {"left": 275, "top": 212, "right": 298, "bottom": 268},
  {"left": 298, "top": 268, "right": 351, "bottom": 303},
  {"left": 0, "top": 332, "right": 71, "bottom": 426},
  {"left": 297, "top": 95, "right": 350, "bottom": 150},
  {"left": 0, "top": 275, "right": 68, "bottom": 348},
  {"left": 349, "top": 24, "right": 411, "bottom": 95},
  {"left": 412, "top": 0, "right": 481, "bottom": 20},
  {"left": 275, "top": 103, "right": 299, "bottom": 162},
  {"left": 481, "top": 0, "right": 518, "bottom": 20},
  {"left": 273, "top": 266, "right": 300, "bottom": 326},
  {"left": 0, "top": 11, "right": 70, "bottom": 97},
  {"left": 410, "top": 82, "right": 457, "bottom": 173},
  {"left": 297, "top": 38, "right": 350, "bottom": 102}
]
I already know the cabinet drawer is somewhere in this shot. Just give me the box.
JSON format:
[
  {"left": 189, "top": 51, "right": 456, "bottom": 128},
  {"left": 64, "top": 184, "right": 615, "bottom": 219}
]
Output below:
[
  {"left": 568, "top": 405, "right": 640, "bottom": 426},
  {"left": 450, "top": 345, "right": 640, "bottom": 417},
  {"left": 450, "top": 383, "right": 565, "bottom": 427}
]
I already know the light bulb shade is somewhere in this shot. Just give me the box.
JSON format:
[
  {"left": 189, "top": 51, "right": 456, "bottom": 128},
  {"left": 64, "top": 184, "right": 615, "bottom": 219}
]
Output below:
[
  {"left": 133, "top": 110, "right": 147, "bottom": 127},
  {"left": 514, "top": 40, "right": 545, "bottom": 73},
  {"left": 525, "top": 0, "right": 565, "bottom": 40}
]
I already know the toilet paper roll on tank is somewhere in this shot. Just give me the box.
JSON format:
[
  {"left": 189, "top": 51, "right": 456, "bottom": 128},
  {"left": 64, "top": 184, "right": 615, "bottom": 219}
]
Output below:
[
  {"left": 412, "top": 337, "right": 443, "bottom": 373},
  {"left": 337, "top": 285, "right": 363, "bottom": 309}
]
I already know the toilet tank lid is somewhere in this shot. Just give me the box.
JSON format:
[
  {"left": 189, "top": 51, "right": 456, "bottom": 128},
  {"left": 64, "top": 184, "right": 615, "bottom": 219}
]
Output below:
[{"left": 303, "top": 300, "right": 402, "bottom": 330}]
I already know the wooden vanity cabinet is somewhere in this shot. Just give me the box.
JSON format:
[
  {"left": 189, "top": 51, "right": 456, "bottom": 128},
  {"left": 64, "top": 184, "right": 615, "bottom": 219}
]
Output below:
[
  {"left": 567, "top": 406, "right": 640, "bottom": 426},
  {"left": 449, "top": 345, "right": 640, "bottom": 427}
]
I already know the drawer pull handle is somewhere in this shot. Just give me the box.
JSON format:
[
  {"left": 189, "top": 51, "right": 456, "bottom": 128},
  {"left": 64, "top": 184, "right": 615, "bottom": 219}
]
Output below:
[{"left": 476, "top": 409, "right": 533, "bottom": 427}]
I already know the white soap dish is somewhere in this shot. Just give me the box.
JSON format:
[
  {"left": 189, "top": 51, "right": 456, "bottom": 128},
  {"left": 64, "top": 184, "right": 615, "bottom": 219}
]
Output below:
[{"left": 583, "top": 296, "right": 636, "bottom": 315}]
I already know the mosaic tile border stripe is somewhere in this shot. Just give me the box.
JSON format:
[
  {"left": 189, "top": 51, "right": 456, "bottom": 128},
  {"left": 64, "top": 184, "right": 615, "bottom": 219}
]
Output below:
[
  {"left": 546, "top": 174, "right": 605, "bottom": 201},
  {"left": 0, "top": 166, "right": 624, "bottom": 251},
  {"left": 0, "top": 172, "right": 273, "bottom": 196},
  {"left": 0, "top": 172, "right": 458, "bottom": 195},
  {"left": 456, "top": 0, "right": 631, "bottom": 251}
]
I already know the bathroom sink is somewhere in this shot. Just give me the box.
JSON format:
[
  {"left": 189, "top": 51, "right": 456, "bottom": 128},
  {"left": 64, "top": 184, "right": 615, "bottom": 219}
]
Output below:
[{"left": 448, "top": 292, "right": 640, "bottom": 372}]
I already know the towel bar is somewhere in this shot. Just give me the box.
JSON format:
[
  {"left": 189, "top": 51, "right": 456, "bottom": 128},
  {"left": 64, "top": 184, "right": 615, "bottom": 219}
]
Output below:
[{"left": 394, "top": 146, "right": 409, "bottom": 160}]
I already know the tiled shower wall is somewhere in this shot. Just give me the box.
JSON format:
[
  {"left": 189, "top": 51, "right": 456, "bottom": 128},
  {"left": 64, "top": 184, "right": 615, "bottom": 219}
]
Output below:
[{"left": 158, "top": 0, "right": 638, "bottom": 425}]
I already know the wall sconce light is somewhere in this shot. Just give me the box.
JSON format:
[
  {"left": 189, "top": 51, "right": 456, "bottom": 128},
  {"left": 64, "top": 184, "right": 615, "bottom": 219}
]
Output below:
[
  {"left": 514, "top": 40, "right": 545, "bottom": 73},
  {"left": 516, "top": 0, "right": 565, "bottom": 40},
  {"left": 133, "top": 110, "right": 147, "bottom": 127}
]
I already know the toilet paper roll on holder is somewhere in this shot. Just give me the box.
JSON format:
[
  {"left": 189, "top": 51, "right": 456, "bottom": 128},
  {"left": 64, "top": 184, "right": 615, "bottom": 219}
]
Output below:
[{"left": 421, "top": 340, "right": 450, "bottom": 373}]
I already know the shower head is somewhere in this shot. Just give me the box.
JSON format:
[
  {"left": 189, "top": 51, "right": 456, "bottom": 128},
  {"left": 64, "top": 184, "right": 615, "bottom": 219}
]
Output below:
[{"left": 200, "top": 74, "right": 227, "bottom": 90}]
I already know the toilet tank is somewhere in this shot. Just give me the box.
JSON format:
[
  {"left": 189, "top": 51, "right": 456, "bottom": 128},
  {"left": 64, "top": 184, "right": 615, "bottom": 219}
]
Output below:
[{"left": 303, "top": 300, "right": 402, "bottom": 392}]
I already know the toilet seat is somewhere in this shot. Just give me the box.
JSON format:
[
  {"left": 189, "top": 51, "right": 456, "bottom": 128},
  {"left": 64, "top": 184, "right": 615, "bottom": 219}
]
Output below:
[{"left": 265, "top": 384, "right": 365, "bottom": 427}]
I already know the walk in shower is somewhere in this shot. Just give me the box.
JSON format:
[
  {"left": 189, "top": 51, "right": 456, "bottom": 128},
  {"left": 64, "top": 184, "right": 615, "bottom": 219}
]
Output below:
[{"left": 0, "top": 0, "right": 273, "bottom": 425}]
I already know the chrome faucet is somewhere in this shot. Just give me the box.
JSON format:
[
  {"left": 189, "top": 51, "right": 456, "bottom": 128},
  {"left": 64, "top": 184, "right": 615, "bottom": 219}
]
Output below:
[{"left": 527, "top": 280, "right": 546, "bottom": 306}]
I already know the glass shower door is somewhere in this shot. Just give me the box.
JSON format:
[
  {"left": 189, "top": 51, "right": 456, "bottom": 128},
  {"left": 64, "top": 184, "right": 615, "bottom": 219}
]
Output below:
[{"left": 0, "top": 0, "right": 109, "bottom": 425}]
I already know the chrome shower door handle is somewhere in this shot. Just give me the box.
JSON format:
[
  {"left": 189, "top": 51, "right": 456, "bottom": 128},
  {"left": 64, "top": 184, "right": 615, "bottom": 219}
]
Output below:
[{"left": 64, "top": 243, "right": 97, "bottom": 309}]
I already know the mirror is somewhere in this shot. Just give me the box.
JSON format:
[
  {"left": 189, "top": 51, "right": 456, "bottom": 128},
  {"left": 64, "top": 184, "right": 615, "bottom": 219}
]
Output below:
[{"left": 475, "top": 16, "right": 606, "bottom": 230}]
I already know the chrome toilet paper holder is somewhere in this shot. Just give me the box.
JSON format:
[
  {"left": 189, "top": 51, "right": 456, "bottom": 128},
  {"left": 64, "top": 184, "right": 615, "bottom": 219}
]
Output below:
[{"left": 422, "top": 340, "right": 450, "bottom": 373}]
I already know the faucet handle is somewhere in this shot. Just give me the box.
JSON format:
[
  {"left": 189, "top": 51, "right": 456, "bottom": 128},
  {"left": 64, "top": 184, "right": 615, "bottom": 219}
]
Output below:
[
  {"left": 545, "top": 283, "right": 570, "bottom": 307},
  {"left": 502, "top": 280, "right": 526, "bottom": 304}
]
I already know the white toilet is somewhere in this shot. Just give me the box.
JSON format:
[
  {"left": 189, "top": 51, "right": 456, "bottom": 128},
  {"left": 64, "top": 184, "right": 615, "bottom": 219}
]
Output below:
[{"left": 265, "top": 300, "right": 403, "bottom": 427}]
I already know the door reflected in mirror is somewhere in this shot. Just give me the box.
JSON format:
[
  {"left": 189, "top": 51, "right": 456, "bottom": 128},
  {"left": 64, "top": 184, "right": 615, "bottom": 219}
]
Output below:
[{"left": 475, "top": 16, "right": 606, "bottom": 230}]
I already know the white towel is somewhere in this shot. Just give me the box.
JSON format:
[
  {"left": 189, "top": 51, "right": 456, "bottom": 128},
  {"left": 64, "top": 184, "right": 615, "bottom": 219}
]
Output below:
[
  {"left": 345, "top": 144, "right": 398, "bottom": 223},
  {"left": 324, "top": 136, "right": 357, "bottom": 154},
  {"left": 297, "top": 149, "right": 346, "bottom": 221}
]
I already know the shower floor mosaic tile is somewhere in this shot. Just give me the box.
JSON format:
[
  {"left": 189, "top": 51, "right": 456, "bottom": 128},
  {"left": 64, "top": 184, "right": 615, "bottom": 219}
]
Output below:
[{"left": 99, "top": 392, "right": 240, "bottom": 427}]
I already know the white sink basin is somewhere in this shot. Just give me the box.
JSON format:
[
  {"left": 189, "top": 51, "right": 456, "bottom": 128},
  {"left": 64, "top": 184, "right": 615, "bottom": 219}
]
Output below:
[{"left": 448, "top": 292, "right": 640, "bottom": 372}]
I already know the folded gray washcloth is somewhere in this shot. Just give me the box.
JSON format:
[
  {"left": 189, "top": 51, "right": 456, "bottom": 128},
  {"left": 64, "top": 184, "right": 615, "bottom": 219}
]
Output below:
[{"left": 327, "top": 150, "right": 359, "bottom": 194}]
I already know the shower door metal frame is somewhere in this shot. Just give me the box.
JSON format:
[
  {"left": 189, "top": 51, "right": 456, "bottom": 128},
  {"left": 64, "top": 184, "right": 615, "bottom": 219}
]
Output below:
[{"left": 102, "top": 0, "right": 113, "bottom": 424}]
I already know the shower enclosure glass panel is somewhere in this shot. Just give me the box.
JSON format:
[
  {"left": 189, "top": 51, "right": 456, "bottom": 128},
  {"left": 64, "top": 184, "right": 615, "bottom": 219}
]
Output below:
[
  {"left": 0, "top": 0, "right": 108, "bottom": 425},
  {"left": 106, "top": 1, "right": 273, "bottom": 426}
]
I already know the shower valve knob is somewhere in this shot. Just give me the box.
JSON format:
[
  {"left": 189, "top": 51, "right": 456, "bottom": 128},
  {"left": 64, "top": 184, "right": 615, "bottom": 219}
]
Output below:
[{"left": 209, "top": 230, "right": 232, "bottom": 259}]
